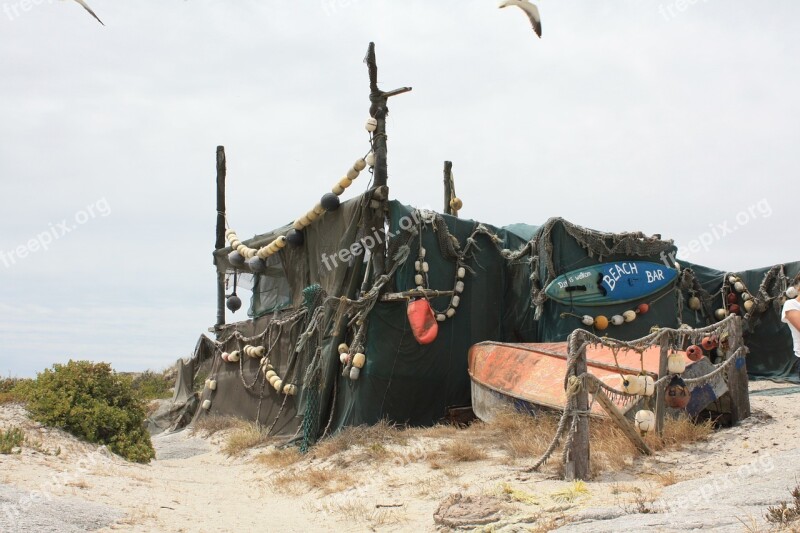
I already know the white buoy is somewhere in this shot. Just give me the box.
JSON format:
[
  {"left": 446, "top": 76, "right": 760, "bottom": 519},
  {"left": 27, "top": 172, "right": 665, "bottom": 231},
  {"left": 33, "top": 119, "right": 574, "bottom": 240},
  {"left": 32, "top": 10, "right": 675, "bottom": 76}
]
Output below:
[
  {"left": 446, "top": 308, "right": 456, "bottom": 318},
  {"left": 353, "top": 353, "right": 366, "bottom": 369},
  {"left": 451, "top": 295, "right": 460, "bottom": 308},
  {"left": 611, "top": 315, "right": 624, "bottom": 326},
  {"left": 415, "top": 274, "right": 424, "bottom": 285},
  {"left": 622, "top": 310, "right": 636, "bottom": 322},
  {"left": 202, "top": 399, "right": 212, "bottom": 410},
  {"left": 209, "top": 380, "right": 217, "bottom": 391},
  {"left": 667, "top": 353, "right": 686, "bottom": 374},
  {"left": 622, "top": 375, "right": 641, "bottom": 395},
  {"left": 455, "top": 281, "right": 465, "bottom": 293},
  {"left": 634, "top": 410, "right": 655, "bottom": 433},
  {"left": 581, "top": 315, "right": 594, "bottom": 326},
  {"left": 436, "top": 314, "right": 446, "bottom": 322},
  {"left": 365, "top": 152, "right": 376, "bottom": 167},
  {"left": 787, "top": 287, "right": 799, "bottom": 299},
  {"left": 346, "top": 167, "right": 359, "bottom": 180},
  {"left": 365, "top": 118, "right": 378, "bottom": 132}
]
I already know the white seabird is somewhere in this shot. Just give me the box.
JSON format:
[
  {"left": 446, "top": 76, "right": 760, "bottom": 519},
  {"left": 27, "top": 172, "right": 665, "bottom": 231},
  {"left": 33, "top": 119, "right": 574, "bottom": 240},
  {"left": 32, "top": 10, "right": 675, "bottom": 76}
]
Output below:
[
  {"left": 65, "top": 0, "right": 104, "bottom": 25},
  {"left": 499, "top": 0, "right": 541, "bottom": 38}
]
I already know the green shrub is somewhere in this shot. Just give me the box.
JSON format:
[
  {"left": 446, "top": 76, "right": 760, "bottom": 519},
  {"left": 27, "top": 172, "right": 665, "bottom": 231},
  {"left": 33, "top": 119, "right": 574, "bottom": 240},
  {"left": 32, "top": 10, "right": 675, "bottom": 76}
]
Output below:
[
  {"left": 131, "top": 370, "right": 174, "bottom": 401},
  {"left": 0, "top": 427, "right": 24, "bottom": 454},
  {"left": 22, "top": 361, "right": 155, "bottom": 463},
  {"left": 0, "top": 377, "right": 32, "bottom": 405}
]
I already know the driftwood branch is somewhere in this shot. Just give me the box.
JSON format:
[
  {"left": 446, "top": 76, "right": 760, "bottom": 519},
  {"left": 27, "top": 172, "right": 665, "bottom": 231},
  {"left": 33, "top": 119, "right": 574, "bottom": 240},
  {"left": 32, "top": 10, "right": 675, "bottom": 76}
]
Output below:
[{"left": 381, "top": 289, "right": 455, "bottom": 302}]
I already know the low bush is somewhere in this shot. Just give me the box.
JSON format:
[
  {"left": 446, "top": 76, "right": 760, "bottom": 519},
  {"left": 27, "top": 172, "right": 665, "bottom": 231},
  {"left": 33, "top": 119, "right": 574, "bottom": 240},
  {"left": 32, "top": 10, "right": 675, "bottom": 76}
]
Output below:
[
  {"left": 0, "top": 426, "right": 24, "bottom": 454},
  {"left": 131, "top": 370, "right": 174, "bottom": 401},
  {"left": 21, "top": 360, "right": 155, "bottom": 463}
]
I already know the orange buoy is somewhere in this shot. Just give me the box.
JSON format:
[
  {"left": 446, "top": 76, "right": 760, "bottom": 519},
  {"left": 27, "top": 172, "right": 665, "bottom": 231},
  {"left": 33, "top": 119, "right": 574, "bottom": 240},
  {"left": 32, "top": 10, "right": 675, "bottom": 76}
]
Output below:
[
  {"left": 637, "top": 303, "right": 650, "bottom": 314},
  {"left": 594, "top": 315, "right": 609, "bottom": 330},
  {"left": 686, "top": 345, "right": 704, "bottom": 361}
]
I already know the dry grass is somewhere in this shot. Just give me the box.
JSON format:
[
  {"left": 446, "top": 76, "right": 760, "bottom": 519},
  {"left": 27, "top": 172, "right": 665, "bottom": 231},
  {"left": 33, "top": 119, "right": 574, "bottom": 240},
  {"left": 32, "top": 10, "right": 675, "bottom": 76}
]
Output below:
[
  {"left": 270, "top": 467, "right": 356, "bottom": 496},
  {"left": 257, "top": 447, "right": 303, "bottom": 469},
  {"left": 590, "top": 422, "right": 637, "bottom": 474},
  {"left": 222, "top": 423, "right": 271, "bottom": 456},
  {"left": 312, "top": 419, "right": 407, "bottom": 460},
  {"left": 647, "top": 415, "right": 714, "bottom": 450},
  {"left": 66, "top": 479, "right": 91, "bottom": 489},
  {"left": 441, "top": 439, "right": 488, "bottom": 462},
  {"left": 655, "top": 470, "right": 680, "bottom": 486},
  {"left": 318, "top": 500, "right": 407, "bottom": 528},
  {"left": 191, "top": 415, "right": 247, "bottom": 437}
]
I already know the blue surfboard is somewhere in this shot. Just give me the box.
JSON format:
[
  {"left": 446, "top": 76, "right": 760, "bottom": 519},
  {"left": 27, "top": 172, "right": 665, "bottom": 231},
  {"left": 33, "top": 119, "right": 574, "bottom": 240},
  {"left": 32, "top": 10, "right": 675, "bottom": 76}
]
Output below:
[{"left": 543, "top": 261, "right": 677, "bottom": 306}]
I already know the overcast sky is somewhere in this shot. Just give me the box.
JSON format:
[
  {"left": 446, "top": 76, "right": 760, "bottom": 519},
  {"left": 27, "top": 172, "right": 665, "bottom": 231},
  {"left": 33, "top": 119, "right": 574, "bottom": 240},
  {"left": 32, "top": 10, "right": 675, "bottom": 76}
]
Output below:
[{"left": 0, "top": 1, "right": 796, "bottom": 377}]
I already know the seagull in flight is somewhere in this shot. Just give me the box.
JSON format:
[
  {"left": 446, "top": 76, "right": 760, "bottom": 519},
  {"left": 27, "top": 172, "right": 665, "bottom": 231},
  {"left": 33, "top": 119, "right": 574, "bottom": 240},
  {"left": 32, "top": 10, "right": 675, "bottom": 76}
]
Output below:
[
  {"left": 499, "top": 0, "right": 541, "bottom": 38},
  {"left": 66, "top": 0, "right": 104, "bottom": 25}
]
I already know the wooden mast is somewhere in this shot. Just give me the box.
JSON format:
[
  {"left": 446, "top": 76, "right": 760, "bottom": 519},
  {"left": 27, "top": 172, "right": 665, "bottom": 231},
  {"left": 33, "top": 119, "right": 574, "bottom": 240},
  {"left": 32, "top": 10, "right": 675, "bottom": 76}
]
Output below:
[
  {"left": 215, "top": 146, "right": 227, "bottom": 329},
  {"left": 365, "top": 42, "right": 411, "bottom": 277}
]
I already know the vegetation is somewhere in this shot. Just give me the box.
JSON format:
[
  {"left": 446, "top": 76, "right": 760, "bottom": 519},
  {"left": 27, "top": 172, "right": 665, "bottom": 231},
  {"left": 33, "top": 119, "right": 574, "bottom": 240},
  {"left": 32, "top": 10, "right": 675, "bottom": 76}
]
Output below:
[
  {"left": 0, "top": 377, "right": 31, "bottom": 405},
  {"left": 765, "top": 484, "right": 800, "bottom": 527},
  {"left": 130, "top": 370, "right": 174, "bottom": 401},
  {"left": 20, "top": 360, "right": 155, "bottom": 463},
  {"left": 0, "top": 426, "right": 24, "bottom": 454}
]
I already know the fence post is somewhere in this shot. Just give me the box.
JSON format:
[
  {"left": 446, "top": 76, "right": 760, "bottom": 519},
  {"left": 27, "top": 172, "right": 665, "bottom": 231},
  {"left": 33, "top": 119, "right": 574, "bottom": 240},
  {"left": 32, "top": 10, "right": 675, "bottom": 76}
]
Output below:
[
  {"left": 564, "top": 342, "right": 590, "bottom": 480},
  {"left": 726, "top": 316, "right": 750, "bottom": 424},
  {"left": 655, "top": 335, "right": 669, "bottom": 436}
]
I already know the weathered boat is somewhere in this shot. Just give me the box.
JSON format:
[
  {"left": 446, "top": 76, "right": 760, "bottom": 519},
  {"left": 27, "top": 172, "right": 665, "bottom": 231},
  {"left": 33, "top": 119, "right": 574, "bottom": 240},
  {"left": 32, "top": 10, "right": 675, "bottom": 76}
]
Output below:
[{"left": 467, "top": 341, "right": 711, "bottom": 421}]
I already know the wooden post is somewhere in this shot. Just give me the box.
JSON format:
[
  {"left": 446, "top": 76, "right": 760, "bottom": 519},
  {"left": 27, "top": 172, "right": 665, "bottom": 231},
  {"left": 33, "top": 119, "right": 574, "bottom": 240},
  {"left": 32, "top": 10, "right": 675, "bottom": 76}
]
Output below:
[
  {"left": 726, "top": 316, "right": 751, "bottom": 423},
  {"left": 564, "top": 344, "right": 590, "bottom": 481},
  {"left": 654, "top": 336, "right": 669, "bottom": 436},
  {"left": 586, "top": 379, "right": 652, "bottom": 455},
  {"left": 215, "top": 146, "right": 226, "bottom": 329},
  {"left": 443, "top": 161, "right": 453, "bottom": 215},
  {"left": 364, "top": 42, "right": 411, "bottom": 277}
]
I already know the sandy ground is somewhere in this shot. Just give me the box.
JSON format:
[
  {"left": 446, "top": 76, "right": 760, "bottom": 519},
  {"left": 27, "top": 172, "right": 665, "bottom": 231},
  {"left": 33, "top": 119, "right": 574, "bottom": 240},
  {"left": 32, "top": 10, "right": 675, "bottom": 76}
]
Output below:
[{"left": 2, "top": 380, "right": 800, "bottom": 532}]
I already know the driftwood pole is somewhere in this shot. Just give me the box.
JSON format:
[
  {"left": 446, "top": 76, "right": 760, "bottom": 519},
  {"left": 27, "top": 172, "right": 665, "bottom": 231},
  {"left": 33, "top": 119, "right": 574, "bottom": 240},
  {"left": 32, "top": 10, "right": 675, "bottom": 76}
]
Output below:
[
  {"left": 654, "top": 336, "right": 670, "bottom": 436},
  {"left": 564, "top": 344, "right": 590, "bottom": 481},
  {"left": 726, "top": 316, "right": 751, "bottom": 424},
  {"left": 365, "top": 42, "right": 411, "bottom": 277},
  {"left": 215, "top": 146, "right": 227, "bottom": 329},
  {"left": 443, "top": 161, "right": 453, "bottom": 215}
]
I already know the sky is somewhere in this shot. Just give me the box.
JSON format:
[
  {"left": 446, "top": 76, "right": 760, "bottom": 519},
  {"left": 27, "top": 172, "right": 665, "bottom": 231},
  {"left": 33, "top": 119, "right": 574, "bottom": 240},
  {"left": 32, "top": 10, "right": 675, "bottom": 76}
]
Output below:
[{"left": 0, "top": 1, "right": 796, "bottom": 377}]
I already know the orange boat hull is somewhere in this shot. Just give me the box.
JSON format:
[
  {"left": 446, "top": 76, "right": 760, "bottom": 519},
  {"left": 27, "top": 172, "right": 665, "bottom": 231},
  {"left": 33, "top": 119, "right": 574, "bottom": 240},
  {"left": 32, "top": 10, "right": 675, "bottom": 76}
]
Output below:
[{"left": 468, "top": 341, "right": 686, "bottom": 420}]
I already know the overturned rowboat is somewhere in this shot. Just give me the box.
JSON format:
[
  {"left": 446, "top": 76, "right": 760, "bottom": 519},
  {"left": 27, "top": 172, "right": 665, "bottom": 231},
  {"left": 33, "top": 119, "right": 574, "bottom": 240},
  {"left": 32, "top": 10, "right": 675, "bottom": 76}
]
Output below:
[{"left": 468, "top": 341, "right": 727, "bottom": 422}]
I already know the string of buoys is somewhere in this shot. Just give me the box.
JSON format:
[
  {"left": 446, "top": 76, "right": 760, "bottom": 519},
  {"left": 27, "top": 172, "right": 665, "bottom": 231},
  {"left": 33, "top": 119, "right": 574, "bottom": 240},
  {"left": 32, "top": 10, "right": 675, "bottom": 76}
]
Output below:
[
  {"left": 574, "top": 303, "right": 650, "bottom": 331},
  {"left": 339, "top": 343, "right": 366, "bottom": 381}
]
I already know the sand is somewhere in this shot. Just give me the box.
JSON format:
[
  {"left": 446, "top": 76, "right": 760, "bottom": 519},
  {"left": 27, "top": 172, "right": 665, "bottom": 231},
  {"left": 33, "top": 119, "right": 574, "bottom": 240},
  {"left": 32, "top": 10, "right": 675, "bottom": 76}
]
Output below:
[{"left": 1, "top": 380, "right": 799, "bottom": 532}]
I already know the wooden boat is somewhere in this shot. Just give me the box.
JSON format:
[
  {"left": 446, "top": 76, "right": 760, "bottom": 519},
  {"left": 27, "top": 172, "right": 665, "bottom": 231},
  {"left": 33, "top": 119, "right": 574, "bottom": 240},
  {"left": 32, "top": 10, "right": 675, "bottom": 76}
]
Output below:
[{"left": 469, "top": 341, "right": 671, "bottom": 421}]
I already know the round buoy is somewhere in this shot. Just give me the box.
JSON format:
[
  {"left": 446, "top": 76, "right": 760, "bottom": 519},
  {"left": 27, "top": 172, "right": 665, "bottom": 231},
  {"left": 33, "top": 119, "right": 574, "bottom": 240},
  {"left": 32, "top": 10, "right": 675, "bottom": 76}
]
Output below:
[
  {"left": 688, "top": 296, "right": 701, "bottom": 310},
  {"left": 623, "top": 310, "right": 637, "bottom": 323},
  {"left": 637, "top": 303, "right": 650, "bottom": 314},
  {"left": 449, "top": 197, "right": 463, "bottom": 211},
  {"left": 228, "top": 250, "right": 245, "bottom": 267},
  {"left": 701, "top": 336, "right": 718, "bottom": 351},
  {"left": 202, "top": 399, "right": 211, "bottom": 410},
  {"left": 728, "top": 304, "right": 741, "bottom": 315},
  {"left": 667, "top": 353, "right": 686, "bottom": 374},
  {"left": 787, "top": 286, "right": 799, "bottom": 299},
  {"left": 353, "top": 353, "right": 366, "bottom": 369},
  {"left": 247, "top": 256, "right": 267, "bottom": 274},
  {"left": 634, "top": 410, "right": 655, "bottom": 433},
  {"left": 594, "top": 315, "right": 609, "bottom": 330},
  {"left": 226, "top": 295, "right": 242, "bottom": 313},
  {"left": 286, "top": 229, "right": 304, "bottom": 247},
  {"left": 727, "top": 293, "right": 738, "bottom": 304},
  {"left": 686, "top": 345, "right": 703, "bottom": 361},
  {"left": 321, "top": 193, "right": 341, "bottom": 211},
  {"left": 349, "top": 366, "right": 360, "bottom": 380},
  {"left": 209, "top": 380, "right": 217, "bottom": 391},
  {"left": 665, "top": 376, "right": 690, "bottom": 409},
  {"left": 714, "top": 308, "right": 728, "bottom": 320},
  {"left": 734, "top": 281, "right": 746, "bottom": 293},
  {"left": 638, "top": 375, "right": 655, "bottom": 396},
  {"left": 622, "top": 375, "right": 641, "bottom": 395},
  {"left": 611, "top": 315, "right": 625, "bottom": 326},
  {"left": 743, "top": 299, "right": 755, "bottom": 312},
  {"left": 581, "top": 315, "right": 594, "bottom": 326},
  {"left": 365, "top": 117, "right": 378, "bottom": 132},
  {"left": 365, "top": 152, "right": 376, "bottom": 167}
]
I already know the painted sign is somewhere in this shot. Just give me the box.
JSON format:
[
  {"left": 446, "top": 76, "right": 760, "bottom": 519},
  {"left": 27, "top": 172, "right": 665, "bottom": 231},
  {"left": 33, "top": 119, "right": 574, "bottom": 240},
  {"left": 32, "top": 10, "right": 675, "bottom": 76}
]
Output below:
[{"left": 543, "top": 261, "right": 677, "bottom": 306}]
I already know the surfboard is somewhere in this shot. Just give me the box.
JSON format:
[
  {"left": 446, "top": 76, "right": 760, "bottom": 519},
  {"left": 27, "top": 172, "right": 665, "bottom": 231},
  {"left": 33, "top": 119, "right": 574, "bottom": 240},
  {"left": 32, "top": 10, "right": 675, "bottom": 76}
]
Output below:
[{"left": 543, "top": 261, "right": 677, "bottom": 306}]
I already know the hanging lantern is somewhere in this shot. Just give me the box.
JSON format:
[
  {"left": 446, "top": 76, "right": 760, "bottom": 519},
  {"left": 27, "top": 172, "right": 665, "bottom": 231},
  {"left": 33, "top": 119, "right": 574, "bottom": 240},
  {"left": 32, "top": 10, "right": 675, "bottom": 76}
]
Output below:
[
  {"left": 665, "top": 376, "right": 690, "bottom": 409},
  {"left": 686, "top": 345, "right": 703, "bottom": 361},
  {"left": 226, "top": 294, "right": 242, "bottom": 313},
  {"left": 688, "top": 296, "right": 701, "bottom": 310},
  {"left": 622, "top": 375, "right": 641, "bottom": 395},
  {"left": 611, "top": 315, "right": 624, "bottom": 326},
  {"left": 743, "top": 299, "right": 755, "bottom": 313},
  {"left": 321, "top": 193, "right": 341, "bottom": 211},
  {"left": 728, "top": 304, "right": 741, "bottom": 315},
  {"left": 247, "top": 256, "right": 267, "bottom": 274},
  {"left": 365, "top": 117, "right": 378, "bottom": 132},
  {"left": 714, "top": 308, "right": 728, "bottom": 320},
  {"left": 349, "top": 366, "right": 361, "bottom": 380},
  {"left": 365, "top": 151, "right": 376, "bottom": 167},
  {"left": 701, "top": 336, "right": 718, "bottom": 351},
  {"left": 581, "top": 315, "right": 594, "bottom": 326},
  {"left": 622, "top": 310, "right": 637, "bottom": 322},
  {"left": 727, "top": 293, "right": 738, "bottom": 304},
  {"left": 634, "top": 410, "right": 655, "bottom": 433},
  {"left": 286, "top": 229, "right": 304, "bottom": 246},
  {"left": 667, "top": 353, "right": 686, "bottom": 374},
  {"left": 594, "top": 315, "right": 609, "bottom": 330},
  {"left": 202, "top": 399, "right": 212, "bottom": 410},
  {"left": 352, "top": 353, "right": 366, "bottom": 369},
  {"left": 637, "top": 303, "right": 650, "bottom": 314},
  {"left": 228, "top": 251, "right": 245, "bottom": 267},
  {"left": 787, "top": 287, "right": 799, "bottom": 299},
  {"left": 638, "top": 375, "right": 655, "bottom": 396}
]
